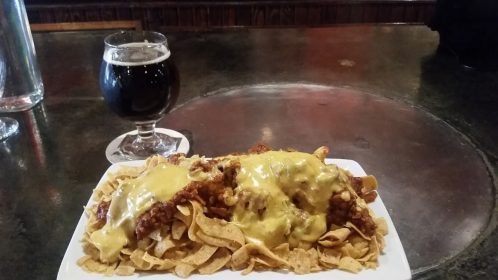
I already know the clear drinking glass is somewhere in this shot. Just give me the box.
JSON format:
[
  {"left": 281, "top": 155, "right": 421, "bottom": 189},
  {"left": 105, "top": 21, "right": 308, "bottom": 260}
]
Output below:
[
  {"left": 0, "top": 0, "right": 44, "bottom": 112},
  {"left": 100, "top": 31, "right": 181, "bottom": 160},
  {"left": 0, "top": 50, "right": 19, "bottom": 140}
]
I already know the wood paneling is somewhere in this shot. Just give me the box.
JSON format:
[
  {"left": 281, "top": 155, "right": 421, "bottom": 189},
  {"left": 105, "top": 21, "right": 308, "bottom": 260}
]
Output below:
[
  {"left": 26, "top": 1, "right": 436, "bottom": 30},
  {"left": 30, "top": 20, "right": 142, "bottom": 32}
]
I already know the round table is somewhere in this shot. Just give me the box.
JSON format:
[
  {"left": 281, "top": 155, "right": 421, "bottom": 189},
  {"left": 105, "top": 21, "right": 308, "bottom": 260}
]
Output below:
[{"left": 160, "top": 84, "right": 494, "bottom": 273}]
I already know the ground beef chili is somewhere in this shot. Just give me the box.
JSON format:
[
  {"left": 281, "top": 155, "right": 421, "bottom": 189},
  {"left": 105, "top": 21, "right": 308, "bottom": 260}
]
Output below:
[
  {"left": 135, "top": 174, "right": 232, "bottom": 239},
  {"left": 351, "top": 177, "right": 363, "bottom": 194},
  {"left": 327, "top": 191, "right": 377, "bottom": 237},
  {"left": 189, "top": 159, "right": 218, "bottom": 173},
  {"left": 96, "top": 200, "right": 110, "bottom": 227},
  {"left": 220, "top": 161, "right": 241, "bottom": 189},
  {"left": 168, "top": 153, "right": 186, "bottom": 165},
  {"left": 350, "top": 207, "right": 377, "bottom": 236},
  {"left": 247, "top": 142, "right": 272, "bottom": 154},
  {"left": 327, "top": 192, "right": 354, "bottom": 226},
  {"left": 350, "top": 176, "right": 378, "bottom": 203},
  {"left": 362, "top": 191, "right": 378, "bottom": 203}
]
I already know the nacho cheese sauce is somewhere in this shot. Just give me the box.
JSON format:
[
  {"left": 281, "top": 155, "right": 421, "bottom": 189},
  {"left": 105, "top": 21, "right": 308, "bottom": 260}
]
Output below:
[
  {"left": 231, "top": 151, "right": 350, "bottom": 248},
  {"left": 90, "top": 159, "right": 220, "bottom": 263}
]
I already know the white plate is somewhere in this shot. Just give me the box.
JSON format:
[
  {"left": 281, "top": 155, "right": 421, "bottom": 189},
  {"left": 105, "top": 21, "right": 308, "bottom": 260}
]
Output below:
[{"left": 58, "top": 159, "right": 411, "bottom": 280}]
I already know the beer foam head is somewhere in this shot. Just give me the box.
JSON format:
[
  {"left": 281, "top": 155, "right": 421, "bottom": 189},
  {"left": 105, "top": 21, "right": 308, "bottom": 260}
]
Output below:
[{"left": 104, "top": 42, "right": 171, "bottom": 66}]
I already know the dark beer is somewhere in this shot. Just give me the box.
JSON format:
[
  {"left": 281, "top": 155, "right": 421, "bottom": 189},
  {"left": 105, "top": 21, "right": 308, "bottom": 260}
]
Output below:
[{"left": 100, "top": 43, "right": 179, "bottom": 122}]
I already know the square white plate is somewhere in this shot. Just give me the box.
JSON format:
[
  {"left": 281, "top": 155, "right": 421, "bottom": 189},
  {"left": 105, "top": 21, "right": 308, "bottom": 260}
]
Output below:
[{"left": 58, "top": 159, "right": 411, "bottom": 280}]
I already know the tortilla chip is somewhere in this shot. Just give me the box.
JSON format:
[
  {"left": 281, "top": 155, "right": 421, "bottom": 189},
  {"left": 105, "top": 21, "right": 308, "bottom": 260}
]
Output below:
[
  {"left": 348, "top": 234, "right": 369, "bottom": 251},
  {"left": 142, "top": 252, "right": 166, "bottom": 265},
  {"left": 271, "top": 243, "right": 290, "bottom": 259},
  {"left": 329, "top": 224, "right": 342, "bottom": 231},
  {"left": 154, "top": 234, "right": 177, "bottom": 258},
  {"left": 83, "top": 259, "right": 100, "bottom": 272},
  {"left": 157, "top": 259, "right": 177, "bottom": 270},
  {"left": 319, "top": 228, "right": 351, "bottom": 242},
  {"left": 80, "top": 265, "right": 92, "bottom": 273},
  {"left": 313, "top": 146, "right": 329, "bottom": 162},
  {"left": 98, "top": 263, "right": 109, "bottom": 272},
  {"left": 181, "top": 244, "right": 218, "bottom": 265},
  {"left": 82, "top": 242, "right": 100, "bottom": 260},
  {"left": 345, "top": 222, "right": 371, "bottom": 240},
  {"left": 175, "top": 211, "right": 193, "bottom": 227},
  {"left": 172, "top": 221, "right": 188, "bottom": 240},
  {"left": 289, "top": 248, "right": 311, "bottom": 274},
  {"left": 297, "top": 241, "right": 312, "bottom": 250},
  {"left": 356, "top": 236, "right": 380, "bottom": 262},
  {"left": 232, "top": 243, "right": 289, "bottom": 270},
  {"left": 231, "top": 245, "right": 250, "bottom": 269},
  {"left": 130, "top": 249, "right": 153, "bottom": 270},
  {"left": 358, "top": 247, "right": 369, "bottom": 258},
  {"left": 368, "top": 236, "right": 380, "bottom": 261},
  {"left": 343, "top": 243, "right": 361, "bottom": 259},
  {"left": 175, "top": 263, "right": 196, "bottom": 278},
  {"left": 115, "top": 265, "right": 135, "bottom": 276},
  {"left": 365, "top": 261, "right": 378, "bottom": 270},
  {"left": 307, "top": 248, "right": 320, "bottom": 271},
  {"left": 319, "top": 248, "right": 341, "bottom": 266},
  {"left": 198, "top": 247, "right": 231, "bottom": 274},
  {"left": 338, "top": 256, "right": 363, "bottom": 273},
  {"left": 121, "top": 247, "right": 134, "bottom": 256},
  {"left": 361, "top": 175, "right": 378, "bottom": 192},
  {"left": 376, "top": 231, "right": 386, "bottom": 251},
  {"left": 254, "top": 254, "right": 283, "bottom": 268},
  {"left": 242, "top": 258, "right": 255, "bottom": 275},
  {"left": 195, "top": 214, "right": 245, "bottom": 247},
  {"left": 375, "top": 217, "right": 388, "bottom": 235},
  {"left": 138, "top": 238, "right": 152, "bottom": 250},
  {"left": 76, "top": 255, "right": 92, "bottom": 266},
  {"left": 195, "top": 230, "right": 238, "bottom": 251},
  {"left": 177, "top": 204, "right": 191, "bottom": 216},
  {"left": 100, "top": 182, "right": 115, "bottom": 196},
  {"left": 104, "top": 262, "right": 117, "bottom": 277},
  {"left": 112, "top": 165, "right": 144, "bottom": 179},
  {"left": 148, "top": 227, "right": 169, "bottom": 241},
  {"left": 318, "top": 240, "right": 345, "bottom": 247},
  {"left": 187, "top": 201, "right": 203, "bottom": 242}
]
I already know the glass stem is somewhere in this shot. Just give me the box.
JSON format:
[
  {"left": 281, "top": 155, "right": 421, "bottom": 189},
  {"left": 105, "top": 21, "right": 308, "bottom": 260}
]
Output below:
[{"left": 135, "top": 121, "right": 157, "bottom": 145}]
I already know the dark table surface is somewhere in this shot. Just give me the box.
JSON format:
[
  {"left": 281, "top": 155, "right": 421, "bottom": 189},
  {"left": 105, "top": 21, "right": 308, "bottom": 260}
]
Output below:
[{"left": 0, "top": 26, "right": 497, "bottom": 280}]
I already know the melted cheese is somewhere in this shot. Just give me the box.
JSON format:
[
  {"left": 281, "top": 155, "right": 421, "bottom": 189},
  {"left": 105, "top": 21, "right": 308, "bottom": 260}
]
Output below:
[
  {"left": 231, "top": 151, "right": 349, "bottom": 248},
  {"left": 91, "top": 150, "right": 354, "bottom": 262},
  {"left": 90, "top": 159, "right": 219, "bottom": 262}
]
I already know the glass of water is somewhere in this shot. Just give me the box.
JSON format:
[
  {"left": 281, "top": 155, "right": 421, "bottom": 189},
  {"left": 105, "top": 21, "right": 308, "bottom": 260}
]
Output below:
[{"left": 0, "top": 50, "right": 19, "bottom": 140}]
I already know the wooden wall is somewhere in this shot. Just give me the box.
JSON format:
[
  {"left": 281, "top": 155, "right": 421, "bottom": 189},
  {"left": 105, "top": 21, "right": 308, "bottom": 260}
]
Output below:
[{"left": 26, "top": 0, "right": 436, "bottom": 30}]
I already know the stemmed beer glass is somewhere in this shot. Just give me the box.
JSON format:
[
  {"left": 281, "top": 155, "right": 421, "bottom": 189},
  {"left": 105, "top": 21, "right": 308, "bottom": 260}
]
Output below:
[{"left": 100, "top": 31, "right": 184, "bottom": 161}]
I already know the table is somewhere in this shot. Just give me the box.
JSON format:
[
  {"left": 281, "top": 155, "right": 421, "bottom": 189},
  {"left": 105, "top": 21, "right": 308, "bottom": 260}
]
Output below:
[{"left": 0, "top": 26, "right": 497, "bottom": 280}]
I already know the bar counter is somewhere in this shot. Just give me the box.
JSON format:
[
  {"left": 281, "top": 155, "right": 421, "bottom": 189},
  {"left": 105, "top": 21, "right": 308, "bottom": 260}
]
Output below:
[{"left": 0, "top": 26, "right": 497, "bottom": 280}]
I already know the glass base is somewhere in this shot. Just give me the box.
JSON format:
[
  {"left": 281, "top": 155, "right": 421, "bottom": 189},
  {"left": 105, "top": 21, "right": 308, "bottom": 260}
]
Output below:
[
  {"left": 119, "top": 133, "right": 178, "bottom": 160},
  {"left": 105, "top": 128, "right": 190, "bottom": 163},
  {"left": 0, "top": 117, "right": 19, "bottom": 140},
  {"left": 0, "top": 88, "right": 44, "bottom": 112}
]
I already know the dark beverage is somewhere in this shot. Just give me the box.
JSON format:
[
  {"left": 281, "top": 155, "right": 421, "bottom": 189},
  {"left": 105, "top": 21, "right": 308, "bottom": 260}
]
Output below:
[
  {"left": 100, "top": 43, "right": 179, "bottom": 122},
  {"left": 100, "top": 32, "right": 185, "bottom": 161}
]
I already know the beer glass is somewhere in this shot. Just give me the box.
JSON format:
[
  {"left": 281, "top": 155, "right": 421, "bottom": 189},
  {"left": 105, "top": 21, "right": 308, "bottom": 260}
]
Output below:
[
  {"left": 0, "top": 49, "right": 19, "bottom": 140},
  {"left": 100, "top": 31, "right": 181, "bottom": 160}
]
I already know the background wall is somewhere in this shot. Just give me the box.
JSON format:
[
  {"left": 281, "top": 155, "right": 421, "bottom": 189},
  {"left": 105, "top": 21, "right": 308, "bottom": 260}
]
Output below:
[{"left": 26, "top": 0, "right": 436, "bottom": 30}]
